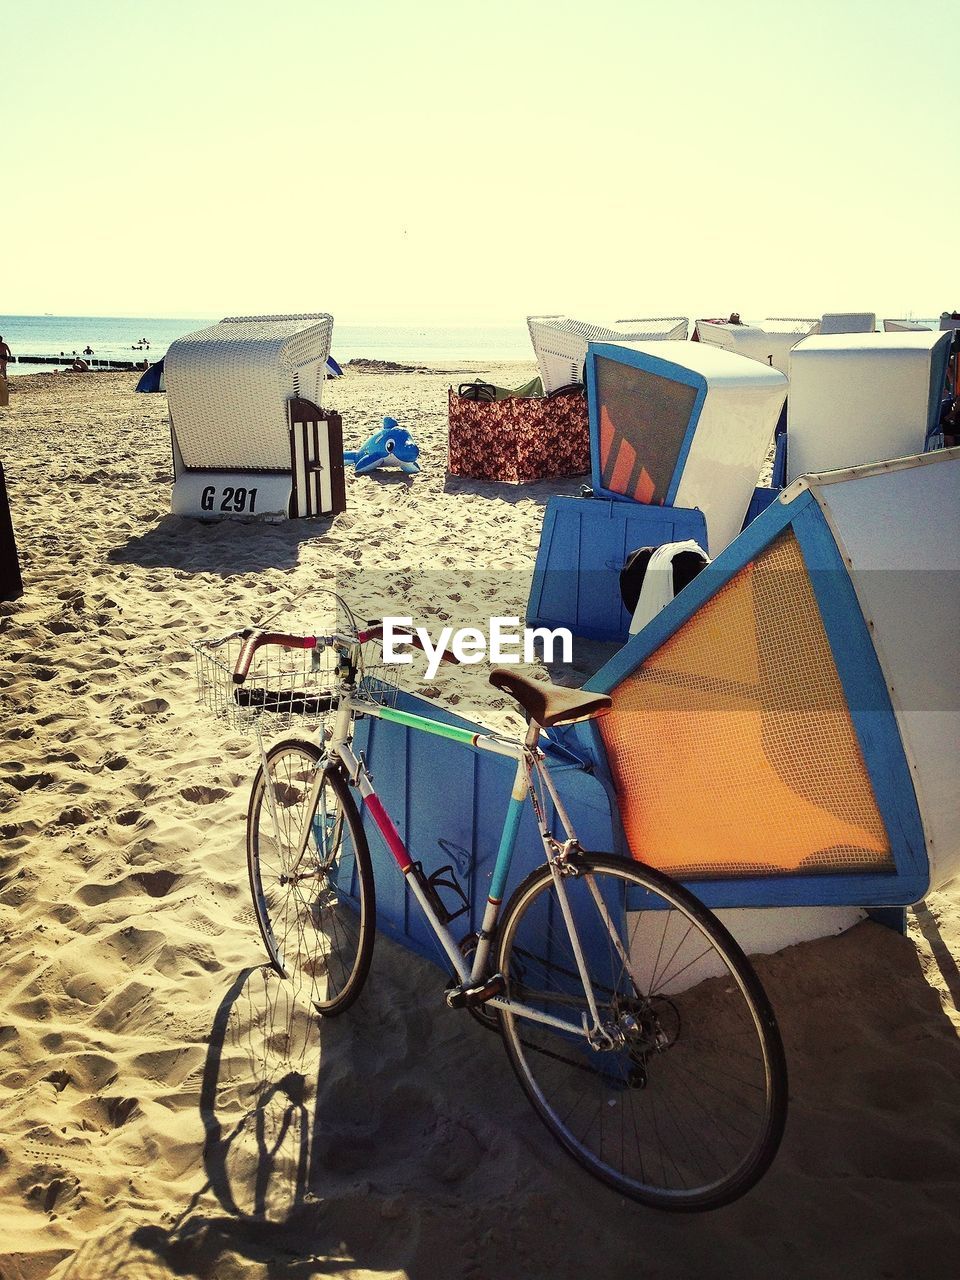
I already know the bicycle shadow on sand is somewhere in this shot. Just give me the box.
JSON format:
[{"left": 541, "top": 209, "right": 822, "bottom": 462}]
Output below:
[
  {"left": 123, "top": 914, "right": 960, "bottom": 1280},
  {"left": 127, "top": 926, "right": 557, "bottom": 1280},
  {"left": 129, "top": 945, "right": 476, "bottom": 1279},
  {"left": 129, "top": 964, "right": 350, "bottom": 1277}
]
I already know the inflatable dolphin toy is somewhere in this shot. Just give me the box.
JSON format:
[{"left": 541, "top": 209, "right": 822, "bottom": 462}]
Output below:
[{"left": 343, "top": 417, "right": 421, "bottom": 474}]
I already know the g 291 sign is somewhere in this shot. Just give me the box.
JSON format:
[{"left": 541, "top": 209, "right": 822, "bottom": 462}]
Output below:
[{"left": 200, "top": 485, "right": 260, "bottom": 514}]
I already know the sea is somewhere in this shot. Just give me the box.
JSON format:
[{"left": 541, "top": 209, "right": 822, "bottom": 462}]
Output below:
[{"left": 0, "top": 315, "right": 534, "bottom": 375}]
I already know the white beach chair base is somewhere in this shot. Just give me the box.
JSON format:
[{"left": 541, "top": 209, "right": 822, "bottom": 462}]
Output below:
[
  {"left": 713, "top": 906, "right": 867, "bottom": 954},
  {"left": 170, "top": 397, "right": 346, "bottom": 521},
  {"left": 171, "top": 470, "right": 293, "bottom": 520}
]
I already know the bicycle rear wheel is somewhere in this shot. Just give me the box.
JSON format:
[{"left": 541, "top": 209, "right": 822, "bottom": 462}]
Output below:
[
  {"left": 495, "top": 853, "right": 787, "bottom": 1210},
  {"left": 247, "top": 739, "right": 375, "bottom": 1015}
]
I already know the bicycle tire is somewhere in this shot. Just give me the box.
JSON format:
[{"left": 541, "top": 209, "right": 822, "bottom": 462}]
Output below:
[
  {"left": 246, "top": 739, "right": 375, "bottom": 1015},
  {"left": 494, "top": 853, "right": 787, "bottom": 1210}
]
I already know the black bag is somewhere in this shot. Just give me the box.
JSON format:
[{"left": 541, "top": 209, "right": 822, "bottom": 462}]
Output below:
[
  {"left": 458, "top": 381, "right": 496, "bottom": 403},
  {"left": 619, "top": 545, "right": 708, "bottom": 615}
]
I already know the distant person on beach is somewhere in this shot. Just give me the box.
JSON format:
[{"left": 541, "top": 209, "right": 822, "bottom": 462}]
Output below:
[
  {"left": 83, "top": 346, "right": 94, "bottom": 356},
  {"left": 71, "top": 357, "right": 89, "bottom": 373},
  {"left": 0, "top": 336, "right": 12, "bottom": 378}
]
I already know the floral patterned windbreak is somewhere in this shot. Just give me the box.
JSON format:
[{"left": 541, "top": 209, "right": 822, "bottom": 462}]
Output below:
[{"left": 447, "top": 387, "right": 590, "bottom": 484}]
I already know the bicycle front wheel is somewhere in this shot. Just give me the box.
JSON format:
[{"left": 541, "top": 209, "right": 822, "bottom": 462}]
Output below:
[
  {"left": 495, "top": 854, "right": 787, "bottom": 1210},
  {"left": 247, "top": 739, "right": 375, "bottom": 1015}
]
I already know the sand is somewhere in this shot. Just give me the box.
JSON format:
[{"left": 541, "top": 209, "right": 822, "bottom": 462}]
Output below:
[{"left": 1, "top": 368, "right": 959, "bottom": 1280}]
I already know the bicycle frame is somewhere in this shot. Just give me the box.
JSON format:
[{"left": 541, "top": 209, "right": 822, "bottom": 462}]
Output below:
[
  {"left": 267, "top": 685, "right": 623, "bottom": 1041},
  {"left": 220, "top": 617, "right": 788, "bottom": 1208}
]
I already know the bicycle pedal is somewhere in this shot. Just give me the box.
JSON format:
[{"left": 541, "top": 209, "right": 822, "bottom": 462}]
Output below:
[{"left": 445, "top": 973, "right": 505, "bottom": 1010}]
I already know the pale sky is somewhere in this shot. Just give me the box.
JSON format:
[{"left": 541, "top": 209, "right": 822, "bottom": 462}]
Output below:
[{"left": 2, "top": 0, "right": 956, "bottom": 323}]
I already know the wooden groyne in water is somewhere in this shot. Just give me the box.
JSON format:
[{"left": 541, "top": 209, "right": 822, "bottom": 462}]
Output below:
[{"left": 12, "top": 355, "right": 147, "bottom": 371}]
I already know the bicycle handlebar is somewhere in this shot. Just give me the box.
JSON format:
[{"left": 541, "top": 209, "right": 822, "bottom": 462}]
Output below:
[
  {"left": 229, "top": 623, "right": 460, "bottom": 684},
  {"left": 232, "top": 630, "right": 317, "bottom": 684}
]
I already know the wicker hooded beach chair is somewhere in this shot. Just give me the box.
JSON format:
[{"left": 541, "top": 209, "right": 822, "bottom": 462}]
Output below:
[
  {"left": 165, "top": 314, "right": 344, "bottom": 519},
  {"left": 527, "top": 315, "right": 689, "bottom": 394}
]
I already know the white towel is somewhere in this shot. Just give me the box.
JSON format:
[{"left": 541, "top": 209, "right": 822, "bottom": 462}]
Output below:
[{"left": 629, "top": 540, "right": 710, "bottom": 636}]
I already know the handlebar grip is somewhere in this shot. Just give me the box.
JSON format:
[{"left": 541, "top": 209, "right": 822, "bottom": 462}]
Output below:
[{"left": 232, "top": 630, "right": 317, "bottom": 684}]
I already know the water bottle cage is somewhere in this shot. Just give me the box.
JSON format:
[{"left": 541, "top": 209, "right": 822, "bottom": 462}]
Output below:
[{"left": 412, "top": 862, "right": 470, "bottom": 925}]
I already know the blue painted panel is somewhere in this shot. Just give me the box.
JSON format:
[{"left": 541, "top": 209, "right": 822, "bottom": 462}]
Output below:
[
  {"left": 353, "top": 692, "right": 617, "bottom": 971},
  {"left": 527, "top": 496, "right": 708, "bottom": 642},
  {"left": 527, "top": 498, "right": 583, "bottom": 632},
  {"left": 743, "top": 486, "right": 780, "bottom": 529},
  {"left": 680, "top": 872, "right": 928, "bottom": 911},
  {"left": 867, "top": 906, "right": 908, "bottom": 934}
]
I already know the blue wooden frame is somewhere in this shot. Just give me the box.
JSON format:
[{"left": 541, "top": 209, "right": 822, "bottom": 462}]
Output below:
[
  {"left": 586, "top": 342, "right": 708, "bottom": 506},
  {"left": 571, "top": 487, "right": 929, "bottom": 909},
  {"left": 352, "top": 691, "right": 617, "bottom": 969},
  {"left": 526, "top": 496, "right": 709, "bottom": 643}
]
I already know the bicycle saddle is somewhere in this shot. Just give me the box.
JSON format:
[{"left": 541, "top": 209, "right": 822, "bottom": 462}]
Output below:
[{"left": 488, "top": 668, "right": 612, "bottom": 727}]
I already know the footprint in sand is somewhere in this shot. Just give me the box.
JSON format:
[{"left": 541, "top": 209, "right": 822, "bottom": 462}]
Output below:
[
  {"left": 1, "top": 820, "right": 39, "bottom": 839},
  {"left": 179, "top": 785, "right": 230, "bottom": 805},
  {"left": 100, "top": 924, "right": 165, "bottom": 969},
  {"left": 6, "top": 772, "right": 55, "bottom": 793},
  {"left": 75, "top": 867, "right": 179, "bottom": 906},
  {"left": 123, "top": 781, "right": 154, "bottom": 802},
  {"left": 43, "top": 1068, "right": 72, "bottom": 1093},
  {"left": 4, "top": 725, "right": 35, "bottom": 741},
  {"left": 104, "top": 1095, "right": 139, "bottom": 1127},
  {"left": 91, "top": 980, "right": 159, "bottom": 1033},
  {"left": 130, "top": 698, "right": 169, "bottom": 716},
  {"left": 64, "top": 1052, "right": 119, "bottom": 1092},
  {"left": 131, "top": 869, "right": 180, "bottom": 898},
  {"left": 62, "top": 973, "right": 107, "bottom": 1006},
  {"left": 154, "top": 939, "right": 223, "bottom": 978},
  {"left": 131, "top": 1044, "right": 205, "bottom": 1088},
  {"left": 57, "top": 806, "right": 95, "bottom": 827},
  {"left": 45, "top": 617, "right": 82, "bottom": 636},
  {"left": 27, "top": 1173, "right": 80, "bottom": 1213}
]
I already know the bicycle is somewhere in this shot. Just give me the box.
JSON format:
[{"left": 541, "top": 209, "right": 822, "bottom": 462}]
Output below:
[{"left": 193, "top": 593, "right": 787, "bottom": 1211}]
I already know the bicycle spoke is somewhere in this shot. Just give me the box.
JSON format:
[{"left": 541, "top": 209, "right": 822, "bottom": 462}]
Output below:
[
  {"left": 495, "top": 855, "right": 786, "bottom": 1210},
  {"left": 247, "top": 744, "right": 375, "bottom": 1015}
]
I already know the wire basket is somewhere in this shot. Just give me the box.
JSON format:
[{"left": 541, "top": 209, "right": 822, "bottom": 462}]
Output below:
[{"left": 191, "top": 593, "right": 401, "bottom": 736}]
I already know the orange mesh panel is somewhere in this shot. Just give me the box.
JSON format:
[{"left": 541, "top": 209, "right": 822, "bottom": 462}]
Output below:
[
  {"left": 599, "top": 531, "right": 892, "bottom": 879},
  {"left": 599, "top": 406, "right": 616, "bottom": 473},
  {"left": 634, "top": 466, "right": 656, "bottom": 504},
  {"left": 610, "top": 437, "right": 638, "bottom": 495}
]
